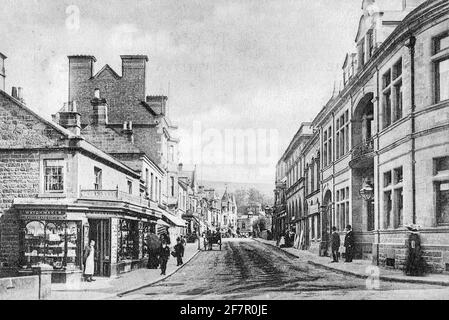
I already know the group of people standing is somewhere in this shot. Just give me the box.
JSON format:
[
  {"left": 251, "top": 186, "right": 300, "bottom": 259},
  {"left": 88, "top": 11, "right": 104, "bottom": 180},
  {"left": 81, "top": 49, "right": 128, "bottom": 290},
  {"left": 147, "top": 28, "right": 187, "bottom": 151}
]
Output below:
[
  {"left": 330, "top": 224, "right": 355, "bottom": 263},
  {"left": 81, "top": 232, "right": 188, "bottom": 281},
  {"left": 148, "top": 233, "right": 187, "bottom": 275}
]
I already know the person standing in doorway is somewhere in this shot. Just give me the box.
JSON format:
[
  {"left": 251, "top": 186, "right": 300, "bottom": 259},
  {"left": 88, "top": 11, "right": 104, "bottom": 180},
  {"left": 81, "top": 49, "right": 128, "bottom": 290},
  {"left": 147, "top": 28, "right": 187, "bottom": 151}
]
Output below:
[
  {"left": 330, "top": 227, "right": 340, "bottom": 263},
  {"left": 344, "top": 225, "right": 355, "bottom": 262},
  {"left": 159, "top": 240, "right": 171, "bottom": 275},
  {"left": 83, "top": 240, "right": 96, "bottom": 282}
]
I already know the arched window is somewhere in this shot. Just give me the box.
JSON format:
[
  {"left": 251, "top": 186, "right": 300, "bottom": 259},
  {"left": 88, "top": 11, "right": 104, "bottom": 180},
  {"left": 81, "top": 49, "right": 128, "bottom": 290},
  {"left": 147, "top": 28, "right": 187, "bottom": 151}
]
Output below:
[{"left": 94, "top": 88, "right": 100, "bottom": 99}]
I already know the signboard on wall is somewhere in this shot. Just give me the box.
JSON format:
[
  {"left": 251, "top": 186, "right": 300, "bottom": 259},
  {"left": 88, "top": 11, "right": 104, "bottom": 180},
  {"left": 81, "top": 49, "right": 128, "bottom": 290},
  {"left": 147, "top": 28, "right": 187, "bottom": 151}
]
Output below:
[{"left": 20, "top": 209, "right": 66, "bottom": 221}]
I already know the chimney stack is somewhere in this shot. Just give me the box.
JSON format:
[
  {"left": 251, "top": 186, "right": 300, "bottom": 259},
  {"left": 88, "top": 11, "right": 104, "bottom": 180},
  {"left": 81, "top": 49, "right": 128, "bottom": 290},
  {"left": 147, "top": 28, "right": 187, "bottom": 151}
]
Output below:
[
  {"left": 0, "top": 53, "right": 6, "bottom": 92},
  {"left": 146, "top": 95, "right": 167, "bottom": 116},
  {"left": 91, "top": 97, "right": 108, "bottom": 125},
  {"left": 11, "top": 87, "right": 18, "bottom": 99},
  {"left": 57, "top": 101, "right": 81, "bottom": 136},
  {"left": 122, "top": 121, "right": 134, "bottom": 143}
]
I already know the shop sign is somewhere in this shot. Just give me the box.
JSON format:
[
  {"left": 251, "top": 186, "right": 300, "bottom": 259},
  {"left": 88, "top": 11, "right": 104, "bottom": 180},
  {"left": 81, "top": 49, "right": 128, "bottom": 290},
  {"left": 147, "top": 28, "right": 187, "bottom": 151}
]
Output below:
[{"left": 20, "top": 209, "right": 66, "bottom": 221}]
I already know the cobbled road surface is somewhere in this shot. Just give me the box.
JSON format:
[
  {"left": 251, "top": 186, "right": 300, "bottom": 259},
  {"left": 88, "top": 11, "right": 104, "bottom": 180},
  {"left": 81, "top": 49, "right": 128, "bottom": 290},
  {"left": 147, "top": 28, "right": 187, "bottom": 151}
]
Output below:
[{"left": 119, "top": 238, "right": 449, "bottom": 300}]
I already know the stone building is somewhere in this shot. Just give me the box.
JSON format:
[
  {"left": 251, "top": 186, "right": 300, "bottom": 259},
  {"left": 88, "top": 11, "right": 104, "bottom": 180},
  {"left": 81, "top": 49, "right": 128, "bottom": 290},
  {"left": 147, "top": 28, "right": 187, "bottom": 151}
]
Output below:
[
  {"left": 0, "top": 87, "right": 161, "bottom": 282},
  {"left": 220, "top": 189, "right": 238, "bottom": 236},
  {"left": 283, "top": 124, "right": 313, "bottom": 246},
  {"left": 67, "top": 55, "right": 181, "bottom": 214},
  {"left": 274, "top": 0, "right": 449, "bottom": 273},
  {"left": 273, "top": 159, "right": 287, "bottom": 238}
]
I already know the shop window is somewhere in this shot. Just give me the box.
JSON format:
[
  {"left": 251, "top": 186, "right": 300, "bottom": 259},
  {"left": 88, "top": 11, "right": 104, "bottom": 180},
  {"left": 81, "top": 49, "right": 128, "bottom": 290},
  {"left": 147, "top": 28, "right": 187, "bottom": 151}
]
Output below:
[
  {"left": 22, "top": 220, "right": 80, "bottom": 270},
  {"left": 94, "top": 167, "right": 102, "bottom": 190},
  {"left": 118, "top": 220, "right": 139, "bottom": 261},
  {"left": 43, "top": 159, "right": 64, "bottom": 193}
]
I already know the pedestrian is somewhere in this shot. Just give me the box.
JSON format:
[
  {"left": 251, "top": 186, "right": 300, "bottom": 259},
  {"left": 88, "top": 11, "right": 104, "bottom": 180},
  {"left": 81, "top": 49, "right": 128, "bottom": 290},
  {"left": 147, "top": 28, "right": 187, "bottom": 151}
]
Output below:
[
  {"left": 146, "top": 233, "right": 161, "bottom": 269},
  {"left": 344, "top": 225, "right": 355, "bottom": 262},
  {"left": 83, "top": 239, "right": 96, "bottom": 282},
  {"left": 173, "top": 237, "right": 185, "bottom": 266},
  {"left": 330, "top": 226, "right": 340, "bottom": 263},
  {"left": 180, "top": 234, "right": 186, "bottom": 247},
  {"left": 159, "top": 240, "right": 171, "bottom": 275}
]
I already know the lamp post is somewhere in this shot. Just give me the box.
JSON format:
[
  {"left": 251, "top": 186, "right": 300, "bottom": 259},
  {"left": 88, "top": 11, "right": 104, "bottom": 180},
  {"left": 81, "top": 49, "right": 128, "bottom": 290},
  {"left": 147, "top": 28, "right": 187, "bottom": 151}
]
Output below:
[{"left": 359, "top": 178, "right": 374, "bottom": 201}]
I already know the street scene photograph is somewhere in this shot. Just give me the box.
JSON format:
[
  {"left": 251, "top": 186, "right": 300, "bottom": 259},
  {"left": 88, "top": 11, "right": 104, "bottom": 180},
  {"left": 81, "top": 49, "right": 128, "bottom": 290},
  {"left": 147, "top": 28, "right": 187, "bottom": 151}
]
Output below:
[{"left": 1, "top": 0, "right": 449, "bottom": 304}]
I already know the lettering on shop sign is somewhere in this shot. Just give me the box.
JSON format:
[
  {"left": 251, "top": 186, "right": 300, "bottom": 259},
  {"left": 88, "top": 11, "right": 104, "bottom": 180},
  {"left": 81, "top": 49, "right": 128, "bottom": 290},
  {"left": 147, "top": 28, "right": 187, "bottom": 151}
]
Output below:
[{"left": 20, "top": 210, "right": 66, "bottom": 220}]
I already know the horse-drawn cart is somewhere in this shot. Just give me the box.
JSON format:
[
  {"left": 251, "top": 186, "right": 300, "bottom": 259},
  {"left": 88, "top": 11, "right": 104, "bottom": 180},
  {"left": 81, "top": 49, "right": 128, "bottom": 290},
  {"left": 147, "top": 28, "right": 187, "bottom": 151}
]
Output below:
[{"left": 203, "top": 231, "right": 222, "bottom": 251}]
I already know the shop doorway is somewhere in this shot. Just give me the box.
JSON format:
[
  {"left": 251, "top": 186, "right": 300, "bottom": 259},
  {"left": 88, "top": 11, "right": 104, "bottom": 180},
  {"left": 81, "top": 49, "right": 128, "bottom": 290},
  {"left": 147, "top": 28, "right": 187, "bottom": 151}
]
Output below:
[{"left": 88, "top": 219, "right": 111, "bottom": 277}]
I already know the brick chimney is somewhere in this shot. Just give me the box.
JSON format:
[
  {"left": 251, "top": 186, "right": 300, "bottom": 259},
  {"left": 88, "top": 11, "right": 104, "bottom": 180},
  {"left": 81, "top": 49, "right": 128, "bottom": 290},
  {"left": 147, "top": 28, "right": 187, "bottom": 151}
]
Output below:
[
  {"left": 121, "top": 55, "right": 148, "bottom": 79},
  {"left": 0, "top": 52, "right": 6, "bottom": 92},
  {"left": 91, "top": 92, "right": 108, "bottom": 125},
  {"left": 146, "top": 95, "right": 167, "bottom": 116},
  {"left": 57, "top": 101, "right": 81, "bottom": 136},
  {"left": 122, "top": 121, "right": 134, "bottom": 143}
]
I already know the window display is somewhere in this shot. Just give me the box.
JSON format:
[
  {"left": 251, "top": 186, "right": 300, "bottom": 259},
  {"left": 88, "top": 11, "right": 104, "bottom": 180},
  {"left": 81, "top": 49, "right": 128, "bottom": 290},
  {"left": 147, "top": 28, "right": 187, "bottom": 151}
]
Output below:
[
  {"left": 22, "top": 220, "right": 81, "bottom": 270},
  {"left": 118, "top": 219, "right": 139, "bottom": 261}
]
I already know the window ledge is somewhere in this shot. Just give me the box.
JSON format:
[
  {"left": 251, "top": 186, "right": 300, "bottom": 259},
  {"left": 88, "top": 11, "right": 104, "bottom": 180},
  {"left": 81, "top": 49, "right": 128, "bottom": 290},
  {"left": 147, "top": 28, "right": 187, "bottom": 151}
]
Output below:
[{"left": 38, "top": 193, "right": 67, "bottom": 198}]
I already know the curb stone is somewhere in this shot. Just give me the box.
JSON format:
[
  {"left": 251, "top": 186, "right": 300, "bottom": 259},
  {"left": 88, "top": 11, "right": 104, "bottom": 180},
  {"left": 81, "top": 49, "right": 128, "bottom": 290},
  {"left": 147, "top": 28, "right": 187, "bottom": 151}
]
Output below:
[
  {"left": 116, "top": 248, "right": 201, "bottom": 297},
  {"left": 254, "top": 238, "right": 449, "bottom": 287}
]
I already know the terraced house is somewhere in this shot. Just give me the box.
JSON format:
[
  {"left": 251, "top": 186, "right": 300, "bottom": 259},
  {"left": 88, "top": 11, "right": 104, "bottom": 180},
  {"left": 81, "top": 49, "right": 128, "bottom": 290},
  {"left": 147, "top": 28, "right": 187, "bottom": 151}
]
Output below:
[{"left": 274, "top": 0, "right": 449, "bottom": 273}]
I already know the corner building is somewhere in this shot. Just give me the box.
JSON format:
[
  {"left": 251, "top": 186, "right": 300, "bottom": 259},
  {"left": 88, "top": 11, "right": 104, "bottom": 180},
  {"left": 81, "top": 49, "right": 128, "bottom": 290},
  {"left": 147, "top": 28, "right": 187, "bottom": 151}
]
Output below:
[{"left": 275, "top": 0, "right": 449, "bottom": 273}]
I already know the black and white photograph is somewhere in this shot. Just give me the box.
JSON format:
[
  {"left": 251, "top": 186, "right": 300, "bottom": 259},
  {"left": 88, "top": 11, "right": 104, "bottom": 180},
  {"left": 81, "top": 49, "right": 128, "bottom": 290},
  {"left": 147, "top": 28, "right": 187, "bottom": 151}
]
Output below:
[{"left": 0, "top": 0, "right": 449, "bottom": 307}]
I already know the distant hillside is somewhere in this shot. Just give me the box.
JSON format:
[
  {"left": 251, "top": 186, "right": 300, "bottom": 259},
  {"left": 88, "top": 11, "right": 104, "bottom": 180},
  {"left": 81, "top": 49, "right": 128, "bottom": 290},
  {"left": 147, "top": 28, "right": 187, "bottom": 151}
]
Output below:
[{"left": 198, "top": 180, "right": 274, "bottom": 202}]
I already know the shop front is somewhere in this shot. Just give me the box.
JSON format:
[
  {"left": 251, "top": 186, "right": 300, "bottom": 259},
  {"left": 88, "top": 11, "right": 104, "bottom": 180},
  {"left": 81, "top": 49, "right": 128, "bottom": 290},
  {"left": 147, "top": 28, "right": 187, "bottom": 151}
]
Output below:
[
  {"left": 17, "top": 207, "right": 85, "bottom": 283},
  {"left": 15, "top": 199, "right": 161, "bottom": 283}
]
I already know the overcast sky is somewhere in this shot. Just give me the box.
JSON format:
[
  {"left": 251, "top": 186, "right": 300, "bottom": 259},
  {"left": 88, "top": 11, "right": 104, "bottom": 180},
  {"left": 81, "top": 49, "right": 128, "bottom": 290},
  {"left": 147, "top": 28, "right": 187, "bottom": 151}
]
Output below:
[{"left": 0, "top": 0, "right": 363, "bottom": 185}]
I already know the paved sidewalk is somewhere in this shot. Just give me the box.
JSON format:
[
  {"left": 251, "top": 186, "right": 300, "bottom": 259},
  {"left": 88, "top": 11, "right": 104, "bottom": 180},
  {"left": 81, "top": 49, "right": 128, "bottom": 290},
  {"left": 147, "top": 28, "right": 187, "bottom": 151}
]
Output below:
[
  {"left": 51, "top": 242, "right": 200, "bottom": 300},
  {"left": 254, "top": 238, "right": 449, "bottom": 287}
]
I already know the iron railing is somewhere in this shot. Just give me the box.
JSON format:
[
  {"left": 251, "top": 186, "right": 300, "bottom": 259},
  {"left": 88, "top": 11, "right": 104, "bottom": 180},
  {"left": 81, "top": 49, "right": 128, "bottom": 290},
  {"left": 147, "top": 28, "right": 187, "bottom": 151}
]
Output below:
[
  {"left": 79, "top": 189, "right": 150, "bottom": 207},
  {"left": 351, "top": 138, "right": 374, "bottom": 159}
]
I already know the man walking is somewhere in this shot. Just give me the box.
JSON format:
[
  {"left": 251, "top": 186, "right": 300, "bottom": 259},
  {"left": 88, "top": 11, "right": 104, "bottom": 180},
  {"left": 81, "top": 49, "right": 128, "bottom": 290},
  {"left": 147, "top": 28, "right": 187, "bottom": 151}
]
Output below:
[
  {"left": 159, "top": 240, "right": 170, "bottom": 275},
  {"left": 344, "top": 225, "right": 355, "bottom": 262},
  {"left": 330, "top": 227, "right": 340, "bottom": 263}
]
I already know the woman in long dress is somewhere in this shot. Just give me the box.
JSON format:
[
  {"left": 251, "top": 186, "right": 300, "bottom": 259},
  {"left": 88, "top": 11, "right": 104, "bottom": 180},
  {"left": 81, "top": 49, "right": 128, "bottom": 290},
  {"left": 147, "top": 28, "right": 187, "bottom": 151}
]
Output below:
[{"left": 83, "top": 240, "right": 96, "bottom": 282}]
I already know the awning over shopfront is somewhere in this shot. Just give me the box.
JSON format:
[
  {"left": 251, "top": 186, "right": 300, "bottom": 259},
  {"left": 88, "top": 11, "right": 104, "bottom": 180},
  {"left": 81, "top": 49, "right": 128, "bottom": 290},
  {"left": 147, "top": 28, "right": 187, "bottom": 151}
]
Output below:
[
  {"left": 162, "top": 211, "right": 186, "bottom": 227},
  {"left": 157, "top": 219, "right": 170, "bottom": 228}
]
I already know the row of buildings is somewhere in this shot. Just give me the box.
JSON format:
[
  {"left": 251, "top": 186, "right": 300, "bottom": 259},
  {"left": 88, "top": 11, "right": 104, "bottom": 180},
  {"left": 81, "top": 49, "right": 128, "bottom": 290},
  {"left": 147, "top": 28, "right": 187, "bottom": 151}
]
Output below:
[
  {"left": 0, "top": 52, "right": 237, "bottom": 283},
  {"left": 273, "top": 0, "right": 449, "bottom": 273}
]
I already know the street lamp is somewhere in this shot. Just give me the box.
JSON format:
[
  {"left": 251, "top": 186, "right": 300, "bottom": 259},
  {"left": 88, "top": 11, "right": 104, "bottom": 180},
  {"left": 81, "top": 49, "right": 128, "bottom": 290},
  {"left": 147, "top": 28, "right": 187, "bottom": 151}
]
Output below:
[{"left": 359, "top": 178, "right": 374, "bottom": 201}]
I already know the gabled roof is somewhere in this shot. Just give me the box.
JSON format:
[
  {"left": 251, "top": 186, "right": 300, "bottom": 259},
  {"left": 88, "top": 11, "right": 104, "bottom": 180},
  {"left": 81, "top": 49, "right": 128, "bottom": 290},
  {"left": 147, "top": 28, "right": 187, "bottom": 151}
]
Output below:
[
  {"left": 0, "top": 90, "right": 139, "bottom": 177},
  {"left": 0, "top": 90, "right": 73, "bottom": 138},
  {"left": 92, "top": 64, "right": 121, "bottom": 80}
]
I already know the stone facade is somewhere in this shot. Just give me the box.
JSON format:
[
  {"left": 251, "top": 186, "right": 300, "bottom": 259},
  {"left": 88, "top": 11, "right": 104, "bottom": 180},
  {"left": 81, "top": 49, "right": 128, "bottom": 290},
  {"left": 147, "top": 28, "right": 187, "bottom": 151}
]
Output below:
[{"left": 274, "top": 0, "right": 449, "bottom": 273}]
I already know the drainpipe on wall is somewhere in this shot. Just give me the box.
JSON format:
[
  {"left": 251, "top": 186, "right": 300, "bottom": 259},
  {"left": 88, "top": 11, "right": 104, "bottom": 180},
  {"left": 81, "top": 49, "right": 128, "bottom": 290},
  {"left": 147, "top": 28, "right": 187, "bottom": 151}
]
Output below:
[
  {"left": 406, "top": 35, "right": 417, "bottom": 225},
  {"left": 375, "top": 65, "right": 381, "bottom": 266}
]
